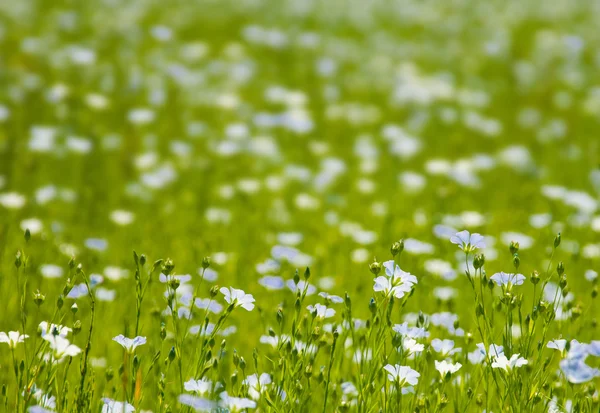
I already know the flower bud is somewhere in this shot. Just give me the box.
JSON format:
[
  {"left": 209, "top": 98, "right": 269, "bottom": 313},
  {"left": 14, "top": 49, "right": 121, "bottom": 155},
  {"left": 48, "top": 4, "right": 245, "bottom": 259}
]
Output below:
[
  {"left": 105, "top": 366, "right": 114, "bottom": 382},
  {"left": 160, "top": 322, "right": 167, "bottom": 340},
  {"left": 557, "top": 262, "right": 564, "bottom": 276},
  {"left": 71, "top": 303, "right": 78, "bottom": 314},
  {"left": 559, "top": 274, "right": 567, "bottom": 290},
  {"left": 202, "top": 256, "right": 211, "bottom": 269},
  {"left": 210, "top": 286, "right": 219, "bottom": 298},
  {"left": 554, "top": 233, "right": 561, "bottom": 248},
  {"left": 33, "top": 290, "right": 45, "bottom": 307},
  {"left": 369, "top": 260, "right": 382, "bottom": 275},
  {"left": 15, "top": 251, "right": 22, "bottom": 269},
  {"left": 140, "top": 254, "right": 146, "bottom": 266},
  {"left": 57, "top": 295, "right": 64, "bottom": 309},
  {"left": 509, "top": 241, "right": 519, "bottom": 255},
  {"left": 168, "top": 277, "right": 180, "bottom": 291},
  {"left": 239, "top": 356, "right": 246, "bottom": 370},
  {"left": 304, "top": 267, "right": 311, "bottom": 280},
  {"left": 391, "top": 240, "right": 404, "bottom": 257},
  {"left": 513, "top": 254, "right": 520, "bottom": 269},
  {"left": 162, "top": 259, "right": 175, "bottom": 276},
  {"left": 473, "top": 254, "right": 485, "bottom": 269},
  {"left": 24, "top": 228, "right": 31, "bottom": 242},
  {"left": 531, "top": 271, "right": 540, "bottom": 285},
  {"left": 369, "top": 298, "right": 377, "bottom": 315},
  {"left": 168, "top": 346, "right": 176, "bottom": 363},
  {"left": 73, "top": 320, "right": 82, "bottom": 335}
]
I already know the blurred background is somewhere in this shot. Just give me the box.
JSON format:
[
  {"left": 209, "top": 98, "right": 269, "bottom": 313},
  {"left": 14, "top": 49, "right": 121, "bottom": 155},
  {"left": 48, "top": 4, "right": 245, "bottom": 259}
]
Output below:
[{"left": 0, "top": 0, "right": 600, "bottom": 354}]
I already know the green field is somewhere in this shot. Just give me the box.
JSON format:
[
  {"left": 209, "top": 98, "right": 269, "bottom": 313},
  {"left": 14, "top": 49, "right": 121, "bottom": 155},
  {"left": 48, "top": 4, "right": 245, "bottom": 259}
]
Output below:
[{"left": 0, "top": 0, "right": 599, "bottom": 412}]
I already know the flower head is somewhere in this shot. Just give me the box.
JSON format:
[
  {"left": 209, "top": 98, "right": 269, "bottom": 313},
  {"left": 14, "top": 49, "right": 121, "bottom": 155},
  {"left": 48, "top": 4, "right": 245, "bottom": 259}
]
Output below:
[
  {"left": 39, "top": 322, "right": 72, "bottom": 338},
  {"left": 431, "top": 338, "right": 461, "bottom": 356},
  {"left": 184, "top": 378, "right": 213, "bottom": 395},
  {"left": 219, "top": 391, "right": 257, "bottom": 412},
  {"left": 491, "top": 353, "right": 528, "bottom": 371},
  {"left": 101, "top": 398, "right": 135, "bottom": 413},
  {"left": 560, "top": 357, "right": 600, "bottom": 383},
  {"left": 434, "top": 360, "right": 462, "bottom": 377},
  {"left": 373, "top": 262, "right": 417, "bottom": 299},
  {"left": 0, "top": 331, "right": 28, "bottom": 348},
  {"left": 450, "top": 230, "right": 485, "bottom": 253},
  {"left": 243, "top": 373, "right": 272, "bottom": 400},
  {"left": 307, "top": 304, "right": 335, "bottom": 319},
  {"left": 383, "top": 364, "right": 420, "bottom": 387},
  {"left": 43, "top": 335, "right": 81, "bottom": 360},
  {"left": 220, "top": 287, "right": 255, "bottom": 311},
  {"left": 112, "top": 335, "right": 147, "bottom": 353},
  {"left": 490, "top": 272, "right": 526, "bottom": 290}
]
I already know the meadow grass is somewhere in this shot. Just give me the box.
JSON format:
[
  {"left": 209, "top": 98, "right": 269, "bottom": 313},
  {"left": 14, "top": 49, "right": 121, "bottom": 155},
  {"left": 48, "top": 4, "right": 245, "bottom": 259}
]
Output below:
[{"left": 0, "top": 0, "right": 599, "bottom": 412}]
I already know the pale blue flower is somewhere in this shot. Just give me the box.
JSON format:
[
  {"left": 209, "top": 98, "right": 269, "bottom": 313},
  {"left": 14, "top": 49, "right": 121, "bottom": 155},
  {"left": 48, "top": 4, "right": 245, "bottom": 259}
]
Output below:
[
  {"left": 220, "top": 287, "right": 255, "bottom": 311},
  {"left": 490, "top": 272, "right": 525, "bottom": 288},
  {"left": 431, "top": 338, "right": 461, "bottom": 356},
  {"left": 112, "top": 335, "right": 147, "bottom": 353},
  {"left": 178, "top": 394, "right": 215, "bottom": 411},
  {"left": 450, "top": 230, "right": 485, "bottom": 252},
  {"left": 258, "top": 276, "right": 284, "bottom": 290},
  {"left": 560, "top": 357, "right": 600, "bottom": 383},
  {"left": 318, "top": 292, "right": 344, "bottom": 304},
  {"left": 383, "top": 364, "right": 420, "bottom": 387},
  {"left": 547, "top": 339, "right": 568, "bottom": 353}
]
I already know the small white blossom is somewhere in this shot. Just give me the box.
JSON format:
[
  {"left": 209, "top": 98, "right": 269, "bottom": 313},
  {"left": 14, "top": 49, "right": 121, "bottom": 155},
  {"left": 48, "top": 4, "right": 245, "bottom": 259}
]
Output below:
[
  {"left": 491, "top": 354, "right": 528, "bottom": 371},
  {"left": 383, "top": 364, "right": 420, "bottom": 387},
  {"left": 112, "top": 335, "right": 147, "bottom": 353},
  {"left": 450, "top": 230, "right": 485, "bottom": 252},
  {"left": 220, "top": 287, "right": 255, "bottom": 311},
  {"left": 0, "top": 331, "right": 28, "bottom": 348}
]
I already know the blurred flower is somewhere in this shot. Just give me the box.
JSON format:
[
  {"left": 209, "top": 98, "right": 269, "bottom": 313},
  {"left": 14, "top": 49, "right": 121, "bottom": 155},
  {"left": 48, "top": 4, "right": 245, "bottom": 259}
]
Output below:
[
  {"left": 220, "top": 287, "right": 255, "bottom": 311},
  {"left": 112, "top": 335, "right": 147, "bottom": 353},
  {"left": 0, "top": 331, "right": 28, "bottom": 348}
]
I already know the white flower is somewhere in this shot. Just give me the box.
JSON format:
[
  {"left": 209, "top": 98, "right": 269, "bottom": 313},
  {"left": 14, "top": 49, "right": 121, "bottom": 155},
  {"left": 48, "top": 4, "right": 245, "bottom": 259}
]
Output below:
[
  {"left": 318, "top": 292, "right": 344, "bottom": 304},
  {"left": 220, "top": 287, "right": 255, "bottom": 311},
  {"left": 491, "top": 353, "right": 528, "bottom": 371},
  {"left": 0, "top": 192, "right": 27, "bottom": 209},
  {"left": 101, "top": 398, "right": 135, "bottom": 413},
  {"left": 218, "top": 391, "right": 257, "bottom": 411},
  {"left": 402, "top": 338, "right": 424, "bottom": 355},
  {"left": 450, "top": 230, "right": 485, "bottom": 252},
  {"left": 179, "top": 394, "right": 216, "bottom": 411},
  {"left": 39, "top": 322, "right": 71, "bottom": 338},
  {"left": 431, "top": 339, "right": 461, "bottom": 356},
  {"left": 112, "top": 335, "right": 147, "bottom": 353},
  {"left": 184, "top": 378, "right": 213, "bottom": 395},
  {"left": 383, "top": 364, "right": 420, "bottom": 387},
  {"left": 382, "top": 261, "right": 418, "bottom": 285},
  {"left": 243, "top": 373, "right": 272, "bottom": 400},
  {"left": 43, "top": 335, "right": 81, "bottom": 359},
  {"left": 490, "top": 272, "right": 526, "bottom": 289},
  {"left": 307, "top": 304, "right": 335, "bottom": 319},
  {"left": 0, "top": 331, "right": 28, "bottom": 348},
  {"left": 373, "top": 263, "right": 417, "bottom": 299},
  {"left": 468, "top": 343, "right": 504, "bottom": 364},
  {"left": 434, "top": 360, "right": 462, "bottom": 377},
  {"left": 547, "top": 339, "right": 568, "bottom": 353}
]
